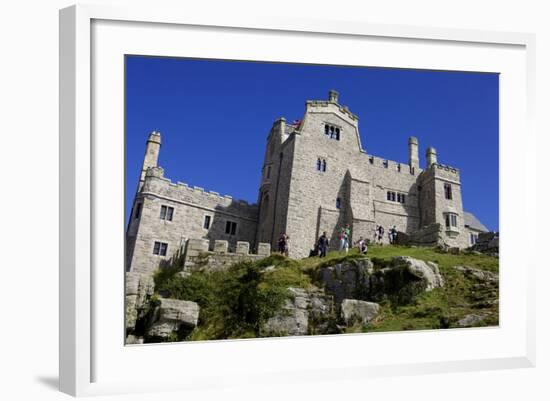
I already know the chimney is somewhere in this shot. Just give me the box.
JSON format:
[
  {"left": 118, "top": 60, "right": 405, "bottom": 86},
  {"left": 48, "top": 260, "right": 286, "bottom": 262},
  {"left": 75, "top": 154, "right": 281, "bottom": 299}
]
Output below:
[
  {"left": 426, "top": 146, "right": 438, "bottom": 167},
  {"left": 408, "top": 136, "right": 419, "bottom": 170},
  {"left": 328, "top": 90, "right": 339, "bottom": 103}
]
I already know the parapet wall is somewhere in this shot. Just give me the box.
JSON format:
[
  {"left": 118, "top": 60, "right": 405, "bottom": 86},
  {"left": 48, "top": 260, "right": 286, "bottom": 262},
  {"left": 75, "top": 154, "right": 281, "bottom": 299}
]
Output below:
[
  {"left": 396, "top": 223, "right": 444, "bottom": 247},
  {"left": 184, "top": 238, "right": 271, "bottom": 272},
  {"left": 142, "top": 167, "right": 258, "bottom": 220},
  {"left": 366, "top": 155, "right": 420, "bottom": 176}
]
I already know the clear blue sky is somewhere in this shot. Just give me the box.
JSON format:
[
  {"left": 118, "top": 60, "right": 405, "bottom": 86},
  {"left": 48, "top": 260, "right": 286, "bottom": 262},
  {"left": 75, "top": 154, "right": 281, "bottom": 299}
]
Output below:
[{"left": 126, "top": 56, "right": 499, "bottom": 231}]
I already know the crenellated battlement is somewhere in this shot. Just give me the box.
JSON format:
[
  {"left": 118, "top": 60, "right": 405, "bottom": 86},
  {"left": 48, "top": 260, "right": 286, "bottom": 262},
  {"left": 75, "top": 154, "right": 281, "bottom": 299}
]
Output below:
[
  {"left": 434, "top": 163, "right": 460, "bottom": 174},
  {"left": 366, "top": 154, "right": 420, "bottom": 175},
  {"left": 183, "top": 238, "right": 271, "bottom": 272},
  {"left": 305, "top": 100, "right": 359, "bottom": 122},
  {"left": 143, "top": 167, "right": 258, "bottom": 217}
]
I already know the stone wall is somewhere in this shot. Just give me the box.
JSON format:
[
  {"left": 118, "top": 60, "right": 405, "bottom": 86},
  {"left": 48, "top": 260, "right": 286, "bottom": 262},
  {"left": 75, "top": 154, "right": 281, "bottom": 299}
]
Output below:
[
  {"left": 267, "top": 94, "right": 427, "bottom": 258},
  {"left": 397, "top": 223, "right": 444, "bottom": 247},
  {"left": 469, "top": 232, "right": 499, "bottom": 256},
  {"left": 126, "top": 167, "right": 259, "bottom": 274},
  {"left": 183, "top": 238, "right": 271, "bottom": 272},
  {"left": 418, "top": 163, "right": 470, "bottom": 248}
]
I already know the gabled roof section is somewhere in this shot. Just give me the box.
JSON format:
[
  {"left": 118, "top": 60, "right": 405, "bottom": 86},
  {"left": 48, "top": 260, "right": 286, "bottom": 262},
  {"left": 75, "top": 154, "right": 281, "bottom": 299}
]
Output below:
[{"left": 464, "top": 211, "right": 489, "bottom": 232}]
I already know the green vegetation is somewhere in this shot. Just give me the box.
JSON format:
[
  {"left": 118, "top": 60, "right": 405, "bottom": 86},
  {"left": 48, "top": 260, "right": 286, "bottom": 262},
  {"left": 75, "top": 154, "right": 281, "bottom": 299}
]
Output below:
[
  {"left": 147, "top": 244, "right": 498, "bottom": 341},
  {"left": 153, "top": 253, "right": 311, "bottom": 340},
  {"left": 358, "top": 245, "right": 499, "bottom": 333}
]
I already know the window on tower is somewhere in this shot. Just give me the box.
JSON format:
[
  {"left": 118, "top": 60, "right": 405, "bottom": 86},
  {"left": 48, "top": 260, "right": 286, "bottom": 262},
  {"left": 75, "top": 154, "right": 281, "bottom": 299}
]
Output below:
[
  {"left": 444, "top": 213, "right": 458, "bottom": 230},
  {"left": 134, "top": 203, "right": 142, "bottom": 219},
  {"left": 444, "top": 183, "right": 453, "bottom": 200},
  {"left": 160, "top": 205, "right": 174, "bottom": 221},
  {"left": 316, "top": 158, "right": 327, "bottom": 172},
  {"left": 324, "top": 124, "right": 341, "bottom": 141}
]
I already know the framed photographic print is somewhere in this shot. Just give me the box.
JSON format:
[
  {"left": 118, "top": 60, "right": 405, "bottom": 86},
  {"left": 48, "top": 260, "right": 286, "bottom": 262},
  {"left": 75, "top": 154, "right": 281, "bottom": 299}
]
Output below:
[{"left": 59, "top": 4, "right": 536, "bottom": 397}]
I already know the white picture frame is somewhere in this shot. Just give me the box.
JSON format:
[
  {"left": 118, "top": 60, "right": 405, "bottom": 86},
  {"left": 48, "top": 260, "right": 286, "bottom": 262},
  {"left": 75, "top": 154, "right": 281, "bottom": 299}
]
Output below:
[{"left": 59, "top": 4, "right": 536, "bottom": 397}]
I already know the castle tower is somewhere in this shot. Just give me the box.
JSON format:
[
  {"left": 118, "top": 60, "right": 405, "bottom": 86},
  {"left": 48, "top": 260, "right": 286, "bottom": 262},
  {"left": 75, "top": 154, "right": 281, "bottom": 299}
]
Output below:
[
  {"left": 139, "top": 131, "right": 161, "bottom": 190},
  {"left": 426, "top": 146, "right": 437, "bottom": 167},
  {"left": 408, "top": 136, "right": 419, "bottom": 171}
]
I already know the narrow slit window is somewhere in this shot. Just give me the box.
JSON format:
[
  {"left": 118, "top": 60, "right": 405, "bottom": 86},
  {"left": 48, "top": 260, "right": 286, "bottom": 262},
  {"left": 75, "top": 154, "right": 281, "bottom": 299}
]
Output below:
[
  {"left": 444, "top": 183, "right": 453, "bottom": 200},
  {"left": 203, "top": 215, "right": 211, "bottom": 229},
  {"left": 336, "top": 197, "right": 341, "bottom": 209},
  {"left": 134, "top": 203, "right": 142, "bottom": 219}
]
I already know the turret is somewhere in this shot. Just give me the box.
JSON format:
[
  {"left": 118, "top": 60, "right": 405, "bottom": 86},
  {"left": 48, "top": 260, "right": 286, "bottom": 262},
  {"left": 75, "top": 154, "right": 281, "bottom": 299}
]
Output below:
[
  {"left": 408, "top": 136, "right": 419, "bottom": 171},
  {"left": 139, "top": 131, "right": 161, "bottom": 189},
  {"left": 328, "top": 89, "right": 339, "bottom": 103},
  {"left": 426, "top": 146, "right": 437, "bottom": 167}
]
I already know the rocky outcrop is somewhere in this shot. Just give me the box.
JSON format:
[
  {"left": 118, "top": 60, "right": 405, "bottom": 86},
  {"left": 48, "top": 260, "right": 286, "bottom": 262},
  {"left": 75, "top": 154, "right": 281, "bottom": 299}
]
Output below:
[
  {"left": 456, "top": 312, "right": 489, "bottom": 327},
  {"left": 341, "top": 299, "right": 380, "bottom": 325},
  {"left": 452, "top": 265, "right": 498, "bottom": 284},
  {"left": 125, "top": 272, "right": 155, "bottom": 331},
  {"left": 317, "top": 258, "right": 373, "bottom": 305},
  {"left": 391, "top": 256, "right": 444, "bottom": 291},
  {"left": 125, "top": 334, "right": 144, "bottom": 345},
  {"left": 261, "top": 287, "right": 334, "bottom": 337},
  {"left": 146, "top": 298, "right": 200, "bottom": 340},
  {"left": 316, "top": 256, "right": 444, "bottom": 307}
]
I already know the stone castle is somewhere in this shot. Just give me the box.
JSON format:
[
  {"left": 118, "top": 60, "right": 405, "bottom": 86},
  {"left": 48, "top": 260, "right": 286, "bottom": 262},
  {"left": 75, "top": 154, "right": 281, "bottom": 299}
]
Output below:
[{"left": 126, "top": 90, "right": 488, "bottom": 274}]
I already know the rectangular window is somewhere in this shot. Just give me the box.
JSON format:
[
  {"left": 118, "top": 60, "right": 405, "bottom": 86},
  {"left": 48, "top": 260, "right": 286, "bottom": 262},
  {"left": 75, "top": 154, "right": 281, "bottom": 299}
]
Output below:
[
  {"left": 203, "top": 215, "right": 211, "bottom": 229},
  {"left": 444, "top": 183, "right": 453, "bottom": 200},
  {"left": 153, "top": 241, "right": 168, "bottom": 256},
  {"left": 401, "top": 194, "right": 406, "bottom": 204},
  {"left": 266, "top": 166, "right": 271, "bottom": 179},
  {"left": 390, "top": 192, "right": 396, "bottom": 202},
  {"left": 225, "top": 221, "right": 237, "bottom": 235},
  {"left": 445, "top": 213, "right": 458, "bottom": 228},
  {"left": 383, "top": 160, "right": 388, "bottom": 168},
  {"left": 470, "top": 233, "right": 478, "bottom": 245},
  {"left": 387, "top": 191, "right": 391, "bottom": 201},
  {"left": 160, "top": 205, "right": 174, "bottom": 221},
  {"left": 134, "top": 203, "right": 142, "bottom": 219},
  {"left": 369, "top": 156, "right": 374, "bottom": 164}
]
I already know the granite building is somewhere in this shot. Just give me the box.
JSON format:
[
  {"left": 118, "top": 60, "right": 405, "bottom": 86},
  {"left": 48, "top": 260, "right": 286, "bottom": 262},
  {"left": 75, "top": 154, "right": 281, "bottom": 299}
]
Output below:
[{"left": 126, "top": 91, "right": 489, "bottom": 272}]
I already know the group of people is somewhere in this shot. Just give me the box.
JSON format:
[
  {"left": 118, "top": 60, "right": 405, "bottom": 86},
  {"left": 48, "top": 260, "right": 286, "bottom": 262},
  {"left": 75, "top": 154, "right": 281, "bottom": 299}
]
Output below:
[
  {"left": 374, "top": 224, "right": 399, "bottom": 245},
  {"left": 282, "top": 223, "right": 400, "bottom": 259},
  {"left": 312, "top": 224, "right": 368, "bottom": 258},
  {"left": 277, "top": 233, "right": 290, "bottom": 257}
]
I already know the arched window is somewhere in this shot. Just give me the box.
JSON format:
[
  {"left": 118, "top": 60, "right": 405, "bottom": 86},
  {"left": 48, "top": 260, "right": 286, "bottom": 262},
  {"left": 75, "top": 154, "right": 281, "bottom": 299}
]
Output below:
[
  {"left": 335, "top": 128, "right": 340, "bottom": 140},
  {"left": 316, "top": 158, "right": 322, "bottom": 171},
  {"left": 322, "top": 159, "right": 327, "bottom": 172},
  {"left": 324, "top": 124, "right": 329, "bottom": 136},
  {"left": 336, "top": 197, "right": 341, "bottom": 209}
]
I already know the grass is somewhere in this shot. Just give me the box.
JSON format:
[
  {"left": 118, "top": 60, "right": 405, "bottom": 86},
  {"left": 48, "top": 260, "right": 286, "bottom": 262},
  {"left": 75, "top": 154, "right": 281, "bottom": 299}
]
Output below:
[
  {"left": 142, "top": 244, "right": 498, "bottom": 341},
  {"left": 356, "top": 244, "right": 499, "bottom": 333}
]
